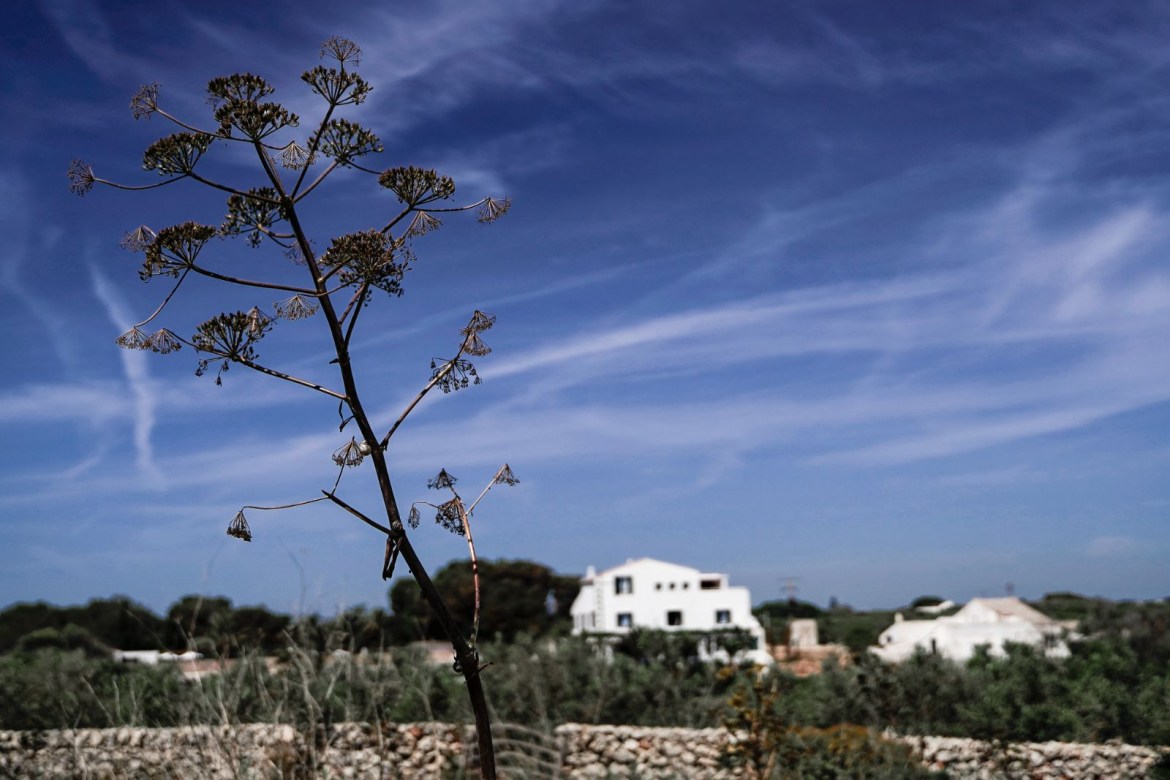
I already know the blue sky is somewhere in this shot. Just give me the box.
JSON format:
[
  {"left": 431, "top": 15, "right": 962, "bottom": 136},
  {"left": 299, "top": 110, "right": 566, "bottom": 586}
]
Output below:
[{"left": 2, "top": 1, "right": 1169, "bottom": 615}]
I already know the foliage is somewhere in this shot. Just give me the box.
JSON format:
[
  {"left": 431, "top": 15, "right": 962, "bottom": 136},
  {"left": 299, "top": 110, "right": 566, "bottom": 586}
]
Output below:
[
  {"left": 816, "top": 607, "right": 898, "bottom": 653},
  {"left": 0, "top": 597, "right": 168, "bottom": 654},
  {"left": 4, "top": 591, "right": 1169, "bottom": 750},
  {"left": 14, "top": 625, "right": 109, "bottom": 658},
  {"left": 798, "top": 642, "right": 1170, "bottom": 746},
  {"left": 722, "top": 670, "right": 942, "bottom": 779},
  {"left": 389, "top": 559, "right": 579, "bottom": 643},
  {"left": 2, "top": 623, "right": 1168, "bottom": 751}
]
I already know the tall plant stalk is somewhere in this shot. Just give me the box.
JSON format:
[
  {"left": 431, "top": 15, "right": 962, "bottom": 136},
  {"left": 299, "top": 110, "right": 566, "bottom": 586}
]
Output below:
[{"left": 71, "top": 36, "right": 515, "bottom": 779}]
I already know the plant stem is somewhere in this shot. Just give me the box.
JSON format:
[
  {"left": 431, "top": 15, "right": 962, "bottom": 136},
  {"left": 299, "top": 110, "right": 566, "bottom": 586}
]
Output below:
[{"left": 267, "top": 143, "right": 498, "bottom": 777}]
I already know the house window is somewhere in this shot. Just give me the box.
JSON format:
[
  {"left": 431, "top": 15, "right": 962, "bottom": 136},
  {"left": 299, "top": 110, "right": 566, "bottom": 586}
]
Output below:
[
  {"left": 667, "top": 610, "right": 683, "bottom": 626},
  {"left": 683, "top": 582, "right": 689, "bottom": 589},
  {"left": 715, "top": 609, "right": 731, "bottom": 625},
  {"left": 655, "top": 583, "right": 662, "bottom": 590},
  {"left": 700, "top": 579, "right": 720, "bottom": 590},
  {"left": 669, "top": 583, "right": 676, "bottom": 590},
  {"left": 615, "top": 576, "right": 633, "bottom": 595},
  {"left": 617, "top": 613, "right": 633, "bottom": 628}
]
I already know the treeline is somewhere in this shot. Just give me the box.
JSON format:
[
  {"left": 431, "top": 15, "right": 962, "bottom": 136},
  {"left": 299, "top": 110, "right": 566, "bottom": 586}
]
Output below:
[
  {"left": 3, "top": 573, "right": 1168, "bottom": 748},
  {"left": 1, "top": 629, "right": 1168, "bottom": 747},
  {"left": 0, "top": 559, "right": 579, "bottom": 658}
]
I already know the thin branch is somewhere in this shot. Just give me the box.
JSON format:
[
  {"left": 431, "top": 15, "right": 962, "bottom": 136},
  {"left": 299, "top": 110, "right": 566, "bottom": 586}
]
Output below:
[
  {"left": 153, "top": 107, "right": 230, "bottom": 140},
  {"left": 251, "top": 138, "right": 288, "bottom": 199},
  {"left": 243, "top": 496, "right": 330, "bottom": 512},
  {"left": 292, "top": 103, "right": 336, "bottom": 196},
  {"left": 321, "top": 491, "right": 392, "bottom": 535},
  {"left": 347, "top": 162, "right": 383, "bottom": 176},
  {"left": 378, "top": 358, "right": 457, "bottom": 449},
  {"left": 339, "top": 281, "right": 369, "bottom": 331},
  {"left": 186, "top": 170, "right": 282, "bottom": 203},
  {"left": 235, "top": 357, "right": 347, "bottom": 400},
  {"left": 293, "top": 160, "right": 339, "bottom": 204},
  {"left": 455, "top": 495, "right": 484, "bottom": 645},
  {"left": 95, "top": 175, "right": 186, "bottom": 192},
  {"left": 466, "top": 465, "right": 510, "bottom": 516},
  {"left": 132, "top": 268, "right": 190, "bottom": 328},
  {"left": 187, "top": 263, "right": 317, "bottom": 295},
  {"left": 379, "top": 206, "right": 414, "bottom": 234},
  {"left": 419, "top": 198, "right": 493, "bottom": 214},
  {"left": 154, "top": 106, "right": 290, "bottom": 152}
]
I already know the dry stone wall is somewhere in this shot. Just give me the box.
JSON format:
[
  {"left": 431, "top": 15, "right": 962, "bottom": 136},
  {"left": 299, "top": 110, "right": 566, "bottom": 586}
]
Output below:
[
  {"left": 2, "top": 723, "right": 1167, "bottom": 778},
  {"left": 0, "top": 723, "right": 466, "bottom": 779}
]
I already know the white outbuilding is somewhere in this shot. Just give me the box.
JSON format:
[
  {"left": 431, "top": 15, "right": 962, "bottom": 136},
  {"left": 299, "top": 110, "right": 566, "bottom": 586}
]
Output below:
[
  {"left": 870, "top": 597, "right": 1071, "bottom": 663},
  {"left": 569, "top": 557, "right": 771, "bottom": 665}
]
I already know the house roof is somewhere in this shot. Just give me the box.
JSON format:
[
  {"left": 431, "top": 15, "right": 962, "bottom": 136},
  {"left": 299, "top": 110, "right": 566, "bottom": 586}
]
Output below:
[
  {"left": 589, "top": 557, "right": 721, "bottom": 580},
  {"left": 959, "top": 597, "right": 1057, "bottom": 625}
]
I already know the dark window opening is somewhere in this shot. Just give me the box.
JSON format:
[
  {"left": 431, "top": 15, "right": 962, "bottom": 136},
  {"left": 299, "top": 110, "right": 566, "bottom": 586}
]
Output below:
[
  {"left": 615, "top": 576, "right": 633, "bottom": 595},
  {"left": 617, "top": 613, "right": 632, "bottom": 628},
  {"left": 700, "top": 579, "right": 720, "bottom": 590},
  {"left": 716, "top": 609, "right": 731, "bottom": 624},
  {"left": 667, "top": 610, "right": 683, "bottom": 626}
]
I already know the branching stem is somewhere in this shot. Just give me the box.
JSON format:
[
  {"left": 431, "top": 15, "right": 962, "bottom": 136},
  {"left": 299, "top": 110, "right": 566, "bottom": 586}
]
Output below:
[
  {"left": 379, "top": 348, "right": 463, "bottom": 449},
  {"left": 188, "top": 263, "right": 316, "bottom": 295},
  {"left": 321, "top": 491, "right": 392, "bottom": 535},
  {"left": 234, "top": 358, "right": 347, "bottom": 400},
  {"left": 133, "top": 268, "right": 190, "bottom": 328},
  {"left": 243, "top": 496, "right": 330, "bottom": 512}
]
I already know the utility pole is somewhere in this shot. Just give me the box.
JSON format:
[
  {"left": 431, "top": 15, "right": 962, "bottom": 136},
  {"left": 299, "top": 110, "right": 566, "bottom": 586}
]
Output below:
[{"left": 778, "top": 576, "right": 801, "bottom": 604}]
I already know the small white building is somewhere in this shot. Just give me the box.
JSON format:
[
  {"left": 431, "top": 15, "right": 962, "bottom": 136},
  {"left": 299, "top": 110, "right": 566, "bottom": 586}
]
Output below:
[
  {"left": 570, "top": 557, "right": 770, "bottom": 665},
  {"left": 113, "top": 649, "right": 203, "bottom": 665},
  {"left": 870, "top": 597, "right": 1071, "bottom": 663}
]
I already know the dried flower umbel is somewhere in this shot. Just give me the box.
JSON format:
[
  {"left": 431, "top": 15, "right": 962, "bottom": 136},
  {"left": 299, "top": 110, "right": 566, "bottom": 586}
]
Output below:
[
  {"left": 274, "top": 294, "right": 318, "bottom": 320},
  {"left": 67, "top": 159, "right": 95, "bottom": 196},
  {"left": 130, "top": 83, "right": 160, "bottom": 120},
  {"left": 279, "top": 140, "right": 314, "bottom": 170},
  {"left": 333, "top": 438, "right": 365, "bottom": 467},
  {"left": 227, "top": 510, "right": 252, "bottom": 542}
]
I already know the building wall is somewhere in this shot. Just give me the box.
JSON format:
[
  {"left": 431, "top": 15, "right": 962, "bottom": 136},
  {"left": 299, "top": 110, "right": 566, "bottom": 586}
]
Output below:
[{"left": 569, "top": 558, "right": 770, "bottom": 665}]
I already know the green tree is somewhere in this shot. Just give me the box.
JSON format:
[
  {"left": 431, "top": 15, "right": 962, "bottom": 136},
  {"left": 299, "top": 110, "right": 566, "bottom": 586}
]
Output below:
[
  {"left": 0, "top": 602, "right": 66, "bottom": 653},
  {"left": 71, "top": 37, "right": 515, "bottom": 776},
  {"left": 65, "top": 596, "right": 168, "bottom": 650},
  {"left": 166, "top": 595, "right": 234, "bottom": 653},
  {"left": 14, "top": 625, "right": 109, "bottom": 658},
  {"left": 389, "top": 559, "right": 579, "bottom": 642}
]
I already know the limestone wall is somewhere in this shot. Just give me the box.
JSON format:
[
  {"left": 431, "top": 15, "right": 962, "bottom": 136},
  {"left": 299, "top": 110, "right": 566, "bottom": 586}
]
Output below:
[
  {"left": 2, "top": 722, "right": 1167, "bottom": 778},
  {"left": 0, "top": 723, "right": 466, "bottom": 779}
]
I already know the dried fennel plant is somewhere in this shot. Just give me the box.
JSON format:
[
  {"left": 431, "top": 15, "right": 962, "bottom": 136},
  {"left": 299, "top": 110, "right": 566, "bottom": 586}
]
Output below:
[{"left": 71, "top": 37, "right": 516, "bottom": 779}]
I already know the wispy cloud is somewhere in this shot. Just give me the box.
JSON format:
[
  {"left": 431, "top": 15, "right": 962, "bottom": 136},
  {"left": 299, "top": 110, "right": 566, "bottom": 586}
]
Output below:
[
  {"left": 1085, "top": 535, "right": 1138, "bottom": 558},
  {"left": 90, "top": 268, "right": 163, "bottom": 486}
]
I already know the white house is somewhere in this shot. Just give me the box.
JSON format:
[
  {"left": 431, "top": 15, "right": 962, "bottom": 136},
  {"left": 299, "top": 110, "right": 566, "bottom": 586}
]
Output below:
[
  {"left": 870, "top": 597, "right": 1071, "bottom": 663},
  {"left": 113, "top": 649, "right": 203, "bottom": 665},
  {"left": 569, "top": 557, "right": 771, "bottom": 665}
]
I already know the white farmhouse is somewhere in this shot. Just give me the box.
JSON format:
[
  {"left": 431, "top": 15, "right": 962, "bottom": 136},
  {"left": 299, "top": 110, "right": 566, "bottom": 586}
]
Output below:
[
  {"left": 870, "top": 597, "right": 1071, "bottom": 663},
  {"left": 569, "top": 557, "right": 770, "bottom": 665}
]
